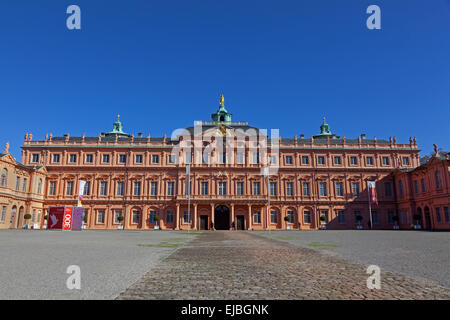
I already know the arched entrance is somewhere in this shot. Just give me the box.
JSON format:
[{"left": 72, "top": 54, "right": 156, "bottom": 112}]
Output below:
[{"left": 214, "top": 205, "right": 230, "bottom": 230}]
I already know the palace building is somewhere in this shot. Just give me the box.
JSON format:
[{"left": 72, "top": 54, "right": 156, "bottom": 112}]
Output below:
[{"left": 4, "top": 97, "right": 449, "bottom": 231}]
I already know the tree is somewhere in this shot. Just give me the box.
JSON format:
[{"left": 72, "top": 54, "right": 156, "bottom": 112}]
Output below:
[
  {"left": 117, "top": 215, "right": 124, "bottom": 228},
  {"left": 24, "top": 214, "right": 31, "bottom": 221}
]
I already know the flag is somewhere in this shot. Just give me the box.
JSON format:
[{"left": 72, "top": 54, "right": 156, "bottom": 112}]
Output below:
[
  {"left": 78, "top": 180, "right": 86, "bottom": 207},
  {"left": 367, "top": 181, "right": 378, "bottom": 206}
]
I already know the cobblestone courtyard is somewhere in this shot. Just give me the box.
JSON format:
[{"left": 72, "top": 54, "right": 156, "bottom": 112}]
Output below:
[{"left": 118, "top": 231, "right": 450, "bottom": 300}]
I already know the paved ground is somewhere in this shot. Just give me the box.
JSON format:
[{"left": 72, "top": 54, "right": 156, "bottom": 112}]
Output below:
[
  {"left": 117, "top": 231, "right": 450, "bottom": 300},
  {"left": 0, "top": 230, "right": 197, "bottom": 299},
  {"left": 254, "top": 230, "right": 450, "bottom": 288}
]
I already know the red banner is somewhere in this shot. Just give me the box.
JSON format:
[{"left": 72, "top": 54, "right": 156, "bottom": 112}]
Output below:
[
  {"left": 48, "top": 207, "right": 65, "bottom": 229},
  {"left": 63, "top": 207, "right": 73, "bottom": 230},
  {"left": 368, "top": 181, "right": 378, "bottom": 206}
]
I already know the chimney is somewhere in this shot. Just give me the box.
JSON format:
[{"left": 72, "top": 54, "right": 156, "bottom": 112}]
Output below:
[{"left": 361, "top": 133, "right": 366, "bottom": 140}]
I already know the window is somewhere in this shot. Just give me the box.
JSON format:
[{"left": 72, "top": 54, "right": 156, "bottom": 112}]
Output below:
[
  {"left": 135, "top": 155, "right": 143, "bottom": 164},
  {"left": 236, "top": 182, "right": 243, "bottom": 195},
  {"left": 119, "top": 154, "right": 127, "bottom": 163},
  {"left": 270, "top": 210, "right": 277, "bottom": 224},
  {"left": 304, "top": 211, "right": 311, "bottom": 224},
  {"left": 421, "top": 178, "right": 426, "bottom": 192},
  {"left": 133, "top": 181, "right": 141, "bottom": 196},
  {"left": 402, "top": 157, "right": 410, "bottom": 166},
  {"left": 152, "top": 154, "right": 159, "bottom": 164},
  {"left": 285, "top": 156, "right": 293, "bottom": 165},
  {"left": 382, "top": 156, "right": 390, "bottom": 166},
  {"left": 32, "top": 154, "right": 39, "bottom": 163},
  {"left": 301, "top": 156, "right": 309, "bottom": 165},
  {"left": 253, "top": 211, "right": 261, "bottom": 224},
  {"left": 37, "top": 179, "right": 42, "bottom": 194},
  {"left": 66, "top": 181, "right": 74, "bottom": 195},
  {"left": 303, "top": 182, "right": 310, "bottom": 196},
  {"left": 334, "top": 156, "right": 341, "bottom": 165},
  {"left": 117, "top": 181, "right": 124, "bottom": 196},
  {"left": 366, "top": 156, "right": 374, "bottom": 166},
  {"left": 236, "top": 152, "right": 244, "bottom": 164},
  {"left": 352, "top": 182, "right": 360, "bottom": 196},
  {"left": 350, "top": 156, "right": 357, "bottom": 165},
  {"left": 102, "top": 154, "right": 110, "bottom": 163},
  {"left": 85, "top": 154, "right": 93, "bottom": 163},
  {"left": 219, "top": 152, "right": 227, "bottom": 164},
  {"left": 371, "top": 210, "right": 379, "bottom": 224},
  {"left": 185, "top": 181, "right": 192, "bottom": 195},
  {"left": 168, "top": 154, "right": 176, "bottom": 164},
  {"left": 414, "top": 180, "right": 419, "bottom": 194},
  {"left": 167, "top": 182, "right": 175, "bottom": 196},
  {"left": 336, "top": 182, "right": 343, "bottom": 197},
  {"left": 253, "top": 152, "right": 260, "bottom": 164},
  {"left": 269, "top": 155, "right": 277, "bottom": 165},
  {"left": 199, "top": 181, "right": 207, "bottom": 195},
  {"left": 435, "top": 171, "right": 442, "bottom": 189},
  {"left": 185, "top": 152, "right": 192, "bottom": 164},
  {"left": 319, "top": 182, "right": 327, "bottom": 196},
  {"left": 218, "top": 182, "right": 227, "bottom": 195},
  {"left": 69, "top": 154, "right": 77, "bottom": 163},
  {"left": 354, "top": 211, "right": 362, "bottom": 223},
  {"left": 253, "top": 182, "right": 261, "bottom": 195},
  {"left": 150, "top": 182, "right": 158, "bottom": 196},
  {"left": 100, "top": 181, "right": 108, "bottom": 196},
  {"left": 270, "top": 182, "right": 277, "bottom": 196},
  {"left": 1, "top": 169, "right": 7, "bottom": 187},
  {"left": 0, "top": 206, "right": 6, "bottom": 222},
  {"left": 444, "top": 207, "right": 449, "bottom": 222},
  {"left": 16, "top": 177, "right": 20, "bottom": 191},
  {"left": 388, "top": 211, "right": 395, "bottom": 224},
  {"left": 83, "top": 181, "right": 90, "bottom": 195},
  {"left": 398, "top": 180, "right": 404, "bottom": 196},
  {"left": 183, "top": 210, "right": 190, "bottom": 223},
  {"left": 338, "top": 210, "right": 345, "bottom": 224},
  {"left": 22, "top": 178, "right": 27, "bottom": 192},
  {"left": 166, "top": 211, "right": 174, "bottom": 224},
  {"left": 287, "top": 211, "right": 294, "bottom": 223},
  {"left": 317, "top": 156, "right": 325, "bottom": 165},
  {"left": 149, "top": 211, "right": 157, "bottom": 224},
  {"left": 97, "top": 210, "right": 105, "bottom": 224},
  {"left": 286, "top": 182, "right": 293, "bottom": 196},
  {"left": 49, "top": 181, "right": 56, "bottom": 195},
  {"left": 320, "top": 211, "right": 329, "bottom": 223},
  {"left": 436, "top": 208, "right": 442, "bottom": 223},
  {"left": 385, "top": 182, "right": 392, "bottom": 197},
  {"left": 114, "top": 210, "right": 122, "bottom": 224},
  {"left": 132, "top": 210, "right": 141, "bottom": 224},
  {"left": 53, "top": 154, "right": 60, "bottom": 163}
]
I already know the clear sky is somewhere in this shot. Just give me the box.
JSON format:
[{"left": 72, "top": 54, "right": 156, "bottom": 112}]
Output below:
[{"left": 1, "top": 0, "right": 449, "bottom": 161}]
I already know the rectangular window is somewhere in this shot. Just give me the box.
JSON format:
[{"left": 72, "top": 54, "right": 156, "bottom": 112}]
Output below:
[
  {"left": 117, "top": 181, "right": 124, "bottom": 196},
  {"left": 270, "top": 210, "right": 277, "bottom": 224},
  {"left": 334, "top": 156, "right": 341, "bottom": 165},
  {"left": 236, "top": 182, "right": 244, "bottom": 195},
  {"left": 371, "top": 211, "right": 379, "bottom": 224},
  {"left": 366, "top": 156, "right": 374, "bottom": 166},
  {"left": 444, "top": 207, "right": 449, "bottom": 222},
  {"left": 185, "top": 152, "right": 192, "bottom": 164},
  {"left": 304, "top": 211, "right": 311, "bottom": 224},
  {"left": 69, "top": 154, "right": 77, "bottom": 163},
  {"left": 183, "top": 210, "right": 190, "bottom": 223},
  {"left": 269, "top": 155, "right": 277, "bottom": 165},
  {"left": 253, "top": 211, "right": 261, "bottom": 224},
  {"left": 83, "top": 181, "right": 90, "bottom": 195},
  {"left": 336, "top": 182, "right": 343, "bottom": 197},
  {"left": 350, "top": 156, "right": 358, "bottom": 165},
  {"left": 285, "top": 156, "right": 293, "bottom": 165},
  {"left": 218, "top": 182, "right": 227, "bottom": 195},
  {"left": 32, "top": 154, "right": 39, "bottom": 163},
  {"left": 321, "top": 210, "right": 329, "bottom": 223},
  {"left": 388, "top": 211, "right": 395, "bottom": 224},
  {"left": 286, "top": 182, "right": 293, "bottom": 196},
  {"left": 219, "top": 152, "right": 227, "bottom": 164},
  {"left": 135, "top": 154, "right": 143, "bottom": 164},
  {"left": 421, "top": 178, "right": 426, "bottom": 192},
  {"left": 402, "top": 157, "right": 410, "bottom": 166},
  {"left": 152, "top": 154, "right": 159, "bottom": 164},
  {"left": 102, "top": 154, "right": 110, "bottom": 163},
  {"left": 385, "top": 182, "right": 392, "bottom": 197},
  {"left": 167, "top": 182, "right": 174, "bottom": 196},
  {"left": 317, "top": 156, "right": 325, "bottom": 165},
  {"left": 414, "top": 180, "right": 419, "bottom": 194},
  {"left": 16, "top": 177, "right": 20, "bottom": 191},
  {"left": 382, "top": 156, "right": 390, "bottom": 166},
  {"left": 100, "top": 181, "right": 108, "bottom": 196},
  {"left": 303, "top": 182, "right": 310, "bottom": 196},
  {"left": 22, "top": 179, "right": 27, "bottom": 192},
  {"left": 132, "top": 210, "right": 140, "bottom": 224},
  {"left": 97, "top": 210, "right": 105, "bottom": 224},
  {"left": 114, "top": 210, "right": 122, "bottom": 224},
  {"left": 352, "top": 182, "right": 360, "bottom": 196},
  {"left": 1, "top": 206, "right": 6, "bottom": 222},
  {"left": 166, "top": 211, "right": 174, "bottom": 224},
  {"left": 253, "top": 182, "right": 260, "bottom": 195},
  {"left": 236, "top": 152, "right": 244, "bottom": 164},
  {"left": 185, "top": 181, "right": 192, "bottom": 195},
  {"left": 319, "top": 182, "right": 327, "bottom": 196},
  {"left": 66, "top": 181, "right": 74, "bottom": 195},
  {"left": 435, "top": 171, "right": 442, "bottom": 189},
  {"left": 133, "top": 181, "right": 141, "bottom": 196},
  {"left": 85, "top": 154, "right": 93, "bottom": 163},
  {"left": 49, "top": 181, "right": 56, "bottom": 195},
  {"left": 302, "top": 156, "right": 309, "bottom": 165},
  {"left": 168, "top": 154, "right": 176, "bottom": 164},
  {"left": 119, "top": 154, "right": 127, "bottom": 163},
  {"left": 398, "top": 180, "right": 404, "bottom": 196},
  {"left": 436, "top": 208, "right": 442, "bottom": 223},
  {"left": 354, "top": 211, "right": 362, "bottom": 223},
  {"left": 253, "top": 152, "right": 260, "bottom": 164},
  {"left": 201, "top": 182, "right": 208, "bottom": 195},
  {"left": 338, "top": 210, "right": 345, "bottom": 224},
  {"left": 150, "top": 182, "right": 158, "bottom": 196},
  {"left": 270, "top": 182, "right": 277, "bottom": 196},
  {"left": 149, "top": 211, "right": 157, "bottom": 224},
  {"left": 53, "top": 154, "right": 60, "bottom": 163}
]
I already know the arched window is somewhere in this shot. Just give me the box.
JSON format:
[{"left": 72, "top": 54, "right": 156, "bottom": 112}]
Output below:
[{"left": 1, "top": 169, "right": 7, "bottom": 187}]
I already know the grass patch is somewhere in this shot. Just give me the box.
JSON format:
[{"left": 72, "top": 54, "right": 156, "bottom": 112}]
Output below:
[
  {"left": 137, "top": 243, "right": 181, "bottom": 248},
  {"left": 307, "top": 242, "right": 340, "bottom": 248},
  {"left": 165, "top": 238, "right": 189, "bottom": 242},
  {"left": 275, "top": 236, "right": 299, "bottom": 240}
]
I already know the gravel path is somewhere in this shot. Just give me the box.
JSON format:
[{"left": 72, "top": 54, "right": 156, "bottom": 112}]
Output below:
[
  {"left": 0, "top": 230, "right": 196, "bottom": 299},
  {"left": 253, "top": 230, "right": 450, "bottom": 288},
  {"left": 117, "top": 231, "right": 450, "bottom": 300}
]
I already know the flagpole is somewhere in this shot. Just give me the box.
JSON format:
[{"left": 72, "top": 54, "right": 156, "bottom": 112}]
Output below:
[
  {"left": 367, "top": 182, "right": 373, "bottom": 230},
  {"left": 187, "top": 164, "right": 190, "bottom": 234}
]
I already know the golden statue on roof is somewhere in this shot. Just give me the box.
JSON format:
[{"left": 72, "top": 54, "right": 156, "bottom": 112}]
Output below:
[{"left": 219, "top": 94, "right": 225, "bottom": 107}]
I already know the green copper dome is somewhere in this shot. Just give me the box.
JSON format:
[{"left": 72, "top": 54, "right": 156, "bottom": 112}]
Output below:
[
  {"left": 211, "top": 94, "right": 232, "bottom": 123},
  {"left": 106, "top": 115, "right": 130, "bottom": 136}
]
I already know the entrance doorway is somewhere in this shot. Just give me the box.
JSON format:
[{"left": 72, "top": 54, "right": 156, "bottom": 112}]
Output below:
[
  {"left": 424, "top": 206, "right": 432, "bottom": 230},
  {"left": 200, "top": 215, "right": 208, "bottom": 230},
  {"left": 236, "top": 215, "right": 245, "bottom": 230},
  {"left": 214, "top": 205, "right": 230, "bottom": 230}
]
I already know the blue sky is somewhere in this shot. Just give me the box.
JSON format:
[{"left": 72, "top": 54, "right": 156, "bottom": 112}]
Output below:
[{"left": 1, "top": 0, "right": 449, "bottom": 160}]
